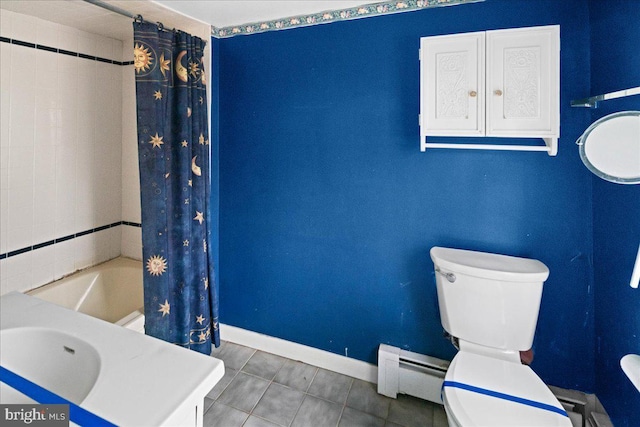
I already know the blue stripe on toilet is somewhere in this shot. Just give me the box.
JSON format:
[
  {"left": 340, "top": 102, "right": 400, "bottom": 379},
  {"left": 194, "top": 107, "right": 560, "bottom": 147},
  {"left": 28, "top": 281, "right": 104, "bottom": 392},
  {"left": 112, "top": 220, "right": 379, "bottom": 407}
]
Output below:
[
  {"left": 442, "top": 380, "right": 569, "bottom": 418},
  {"left": 0, "top": 366, "right": 117, "bottom": 427}
]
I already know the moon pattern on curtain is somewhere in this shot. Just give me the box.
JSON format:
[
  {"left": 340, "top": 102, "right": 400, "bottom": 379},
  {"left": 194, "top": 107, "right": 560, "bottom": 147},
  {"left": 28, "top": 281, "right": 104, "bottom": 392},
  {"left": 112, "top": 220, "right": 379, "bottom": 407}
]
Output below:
[{"left": 133, "top": 22, "right": 219, "bottom": 354}]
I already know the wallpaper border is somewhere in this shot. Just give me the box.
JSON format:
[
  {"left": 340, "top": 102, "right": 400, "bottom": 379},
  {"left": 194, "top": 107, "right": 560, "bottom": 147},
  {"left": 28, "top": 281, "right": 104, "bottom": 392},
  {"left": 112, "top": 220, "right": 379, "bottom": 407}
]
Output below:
[{"left": 211, "top": 0, "right": 484, "bottom": 38}]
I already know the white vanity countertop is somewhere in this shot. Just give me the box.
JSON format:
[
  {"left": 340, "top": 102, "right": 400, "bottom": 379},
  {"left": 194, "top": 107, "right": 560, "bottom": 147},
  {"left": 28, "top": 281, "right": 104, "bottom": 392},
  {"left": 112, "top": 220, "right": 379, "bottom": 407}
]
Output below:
[{"left": 0, "top": 292, "right": 224, "bottom": 426}]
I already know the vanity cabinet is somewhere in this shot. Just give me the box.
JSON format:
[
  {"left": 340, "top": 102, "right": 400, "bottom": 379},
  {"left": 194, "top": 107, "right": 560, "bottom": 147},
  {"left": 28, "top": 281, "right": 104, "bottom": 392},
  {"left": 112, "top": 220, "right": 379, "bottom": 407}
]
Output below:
[{"left": 419, "top": 25, "right": 560, "bottom": 155}]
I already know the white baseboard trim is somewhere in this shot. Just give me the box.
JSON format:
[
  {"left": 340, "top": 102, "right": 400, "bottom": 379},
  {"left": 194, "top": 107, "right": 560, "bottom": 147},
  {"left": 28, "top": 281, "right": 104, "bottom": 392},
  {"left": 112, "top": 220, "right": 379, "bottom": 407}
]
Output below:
[{"left": 219, "top": 323, "right": 378, "bottom": 384}]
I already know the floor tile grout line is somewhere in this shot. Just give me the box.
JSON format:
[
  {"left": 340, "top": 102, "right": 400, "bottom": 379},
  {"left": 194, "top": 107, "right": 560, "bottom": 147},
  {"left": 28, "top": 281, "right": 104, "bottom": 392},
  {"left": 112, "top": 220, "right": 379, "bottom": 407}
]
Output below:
[
  {"left": 241, "top": 350, "right": 295, "bottom": 427},
  {"left": 207, "top": 345, "right": 256, "bottom": 416},
  {"left": 210, "top": 343, "right": 432, "bottom": 427},
  {"left": 253, "top": 355, "right": 280, "bottom": 425},
  {"left": 237, "top": 348, "right": 271, "bottom": 425},
  {"left": 336, "top": 377, "right": 356, "bottom": 427},
  {"left": 286, "top": 363, "right": 318, "bottom": 427},
  {"left": 239, "top": 348, "right": 257, "bottom": 372},
  {"left": 304, "top": 365, "right": 319, "bottom": 394},
  {"left": 287, "top": 393, "right": 305, "bottom": 427},
  {"left": 208, "top": 345, "right": 250, "bottom": 400},
  {"left": 208, "top": 367, "right": 236, "bottom": 402},
  {"left": 336, "top": 402, "right": 346, "bottom": 427},
  {"left": 257, "top": 358, "right": 369, "bottom": 426}
]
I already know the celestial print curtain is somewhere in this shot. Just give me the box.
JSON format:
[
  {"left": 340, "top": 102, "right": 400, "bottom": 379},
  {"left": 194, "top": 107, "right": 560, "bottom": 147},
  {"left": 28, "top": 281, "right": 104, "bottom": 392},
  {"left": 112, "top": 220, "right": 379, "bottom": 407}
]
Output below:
[{"left": 133, "top": 21, "right": 219, "bottom": 354}]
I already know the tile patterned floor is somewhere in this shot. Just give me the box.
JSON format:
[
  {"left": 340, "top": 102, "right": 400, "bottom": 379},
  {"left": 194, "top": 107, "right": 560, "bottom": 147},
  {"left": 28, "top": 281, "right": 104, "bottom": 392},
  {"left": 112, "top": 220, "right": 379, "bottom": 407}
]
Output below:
[{"left": 205, "top": 341, "right": 448, "bottom": 427}]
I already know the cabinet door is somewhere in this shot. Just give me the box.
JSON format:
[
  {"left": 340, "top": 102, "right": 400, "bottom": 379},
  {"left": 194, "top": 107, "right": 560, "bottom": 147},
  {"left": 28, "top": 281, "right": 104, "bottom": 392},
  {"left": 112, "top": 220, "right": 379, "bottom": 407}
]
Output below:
[
  {"left": 420, "top": 32, "right": 485, "bottom": 137},
  {"left": 485, "top": 25, "right": 559, "bottom": 138}
]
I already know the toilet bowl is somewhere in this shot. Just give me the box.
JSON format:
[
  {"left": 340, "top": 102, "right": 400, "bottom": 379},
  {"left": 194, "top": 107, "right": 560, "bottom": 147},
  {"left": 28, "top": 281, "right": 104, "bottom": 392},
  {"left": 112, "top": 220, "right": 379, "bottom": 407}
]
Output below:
[{"left": 430, "top": 247, "right": 572, "bottom": 427}]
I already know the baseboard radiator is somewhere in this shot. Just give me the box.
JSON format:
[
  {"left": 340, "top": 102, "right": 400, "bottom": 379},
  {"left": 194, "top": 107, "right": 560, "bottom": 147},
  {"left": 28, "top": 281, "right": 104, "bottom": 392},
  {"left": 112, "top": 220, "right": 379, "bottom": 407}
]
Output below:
[{"left": 377, "top": 344, "right": 450, "bottom": 404}]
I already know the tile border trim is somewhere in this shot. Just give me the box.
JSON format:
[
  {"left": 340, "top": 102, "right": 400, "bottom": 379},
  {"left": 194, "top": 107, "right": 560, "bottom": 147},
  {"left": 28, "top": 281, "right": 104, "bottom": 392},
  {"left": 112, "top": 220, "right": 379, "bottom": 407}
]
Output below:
[
  {"left": 0, "top": 221, "right": 142, "bottom": 260},
  {"left": 211, "top": 0, "right": 484, "bottom": 38},
  {"left": 0, "top": 36, "right": 134, "bottom": 65}
]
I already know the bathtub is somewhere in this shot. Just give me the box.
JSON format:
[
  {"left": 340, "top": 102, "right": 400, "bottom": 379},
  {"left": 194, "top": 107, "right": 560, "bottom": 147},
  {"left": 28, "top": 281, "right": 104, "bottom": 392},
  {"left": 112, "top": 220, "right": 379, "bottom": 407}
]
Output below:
[{"left": 28, "top": 257, "right": 145, "bottom": 333}]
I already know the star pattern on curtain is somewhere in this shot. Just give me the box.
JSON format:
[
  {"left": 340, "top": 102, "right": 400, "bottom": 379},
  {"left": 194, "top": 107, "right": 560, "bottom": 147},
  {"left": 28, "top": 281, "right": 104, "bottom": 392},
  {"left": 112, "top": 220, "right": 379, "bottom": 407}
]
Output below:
[{"left": 134, "top": 22, "right": 219, "bottom": 354}]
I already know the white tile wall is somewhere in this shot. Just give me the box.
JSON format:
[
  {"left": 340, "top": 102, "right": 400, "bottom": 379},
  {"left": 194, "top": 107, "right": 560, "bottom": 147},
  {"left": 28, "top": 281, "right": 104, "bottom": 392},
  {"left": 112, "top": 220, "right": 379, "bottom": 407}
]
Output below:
[
  {"left": 121, "top": 41, "right": 142, "bottom": 260},
  {"left": 0, "top": 6, "right": 211, "bottom": 293},
  {"left": 121, "top": 225, "right": 142, "bottom": 261},
  {"left": 0, "top": 9, "right": 125, "bottom": 294}
]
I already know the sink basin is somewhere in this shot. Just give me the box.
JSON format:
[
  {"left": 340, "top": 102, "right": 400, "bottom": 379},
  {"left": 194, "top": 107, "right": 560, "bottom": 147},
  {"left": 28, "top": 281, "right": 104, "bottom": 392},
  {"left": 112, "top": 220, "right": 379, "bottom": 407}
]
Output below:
[
  {"left": 1, "top": 292, "right": 225, "bottom": 426},
  {"left": 0, "top": 327, "right": 101, "bottom": 404}
]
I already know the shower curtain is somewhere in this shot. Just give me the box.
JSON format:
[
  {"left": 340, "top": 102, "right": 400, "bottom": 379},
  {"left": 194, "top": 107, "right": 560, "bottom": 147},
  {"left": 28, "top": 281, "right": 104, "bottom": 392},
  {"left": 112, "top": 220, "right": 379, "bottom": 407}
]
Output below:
[{"left": 133, "top": 21, "right": 219, "bottom": 354}]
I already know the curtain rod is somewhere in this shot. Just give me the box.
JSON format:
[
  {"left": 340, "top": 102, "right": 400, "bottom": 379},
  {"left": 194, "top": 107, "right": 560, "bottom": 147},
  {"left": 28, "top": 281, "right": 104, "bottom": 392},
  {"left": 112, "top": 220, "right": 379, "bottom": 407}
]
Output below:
[
  {"left": 82, "top": 0, "right": 181, "bottom": 32},
  {"left": 83, "top": 0, "right": 142, "bottom": 21},
  {"left": 82, "top": 0, "right": 205, "bottom": 40}
]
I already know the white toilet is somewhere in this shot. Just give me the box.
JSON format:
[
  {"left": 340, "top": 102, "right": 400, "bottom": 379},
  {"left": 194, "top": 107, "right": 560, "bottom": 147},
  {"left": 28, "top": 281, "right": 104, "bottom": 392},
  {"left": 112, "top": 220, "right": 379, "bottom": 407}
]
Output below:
[{"left": 430, "top": 247, "right": 573, "bottom": 427}]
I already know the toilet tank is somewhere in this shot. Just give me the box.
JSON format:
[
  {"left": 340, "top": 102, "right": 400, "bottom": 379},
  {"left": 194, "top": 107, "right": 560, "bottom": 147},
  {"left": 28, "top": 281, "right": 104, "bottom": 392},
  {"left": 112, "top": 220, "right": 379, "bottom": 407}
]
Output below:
[{"left": 430, "top": 247, "right": 549, "bottom": 351}]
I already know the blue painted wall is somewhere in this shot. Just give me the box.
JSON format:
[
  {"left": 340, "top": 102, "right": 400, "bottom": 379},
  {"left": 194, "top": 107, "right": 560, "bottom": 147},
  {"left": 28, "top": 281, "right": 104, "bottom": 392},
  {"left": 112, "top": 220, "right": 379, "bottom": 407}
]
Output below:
[
  {"left": 589, "top": 1, "right": 640, "bottom": 425},
  {"left": 217, "top": 0, "right": 598, "bottom": 394}
]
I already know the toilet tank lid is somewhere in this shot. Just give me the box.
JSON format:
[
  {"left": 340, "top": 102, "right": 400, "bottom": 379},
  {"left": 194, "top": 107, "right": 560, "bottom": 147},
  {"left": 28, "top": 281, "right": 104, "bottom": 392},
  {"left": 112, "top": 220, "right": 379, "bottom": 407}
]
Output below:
[{"left": 430, "top": 247, "right": 549, "bottom": 282}]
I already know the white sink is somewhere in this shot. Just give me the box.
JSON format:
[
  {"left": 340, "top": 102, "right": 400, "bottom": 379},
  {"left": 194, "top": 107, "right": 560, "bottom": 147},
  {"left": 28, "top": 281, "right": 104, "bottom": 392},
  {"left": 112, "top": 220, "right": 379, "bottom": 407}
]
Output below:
[
  {"left": 0, "top": 327, "right": 101, "bottom": 404},
  {"left": 1, "top": 292, "right": 224, "bottom": 426}
]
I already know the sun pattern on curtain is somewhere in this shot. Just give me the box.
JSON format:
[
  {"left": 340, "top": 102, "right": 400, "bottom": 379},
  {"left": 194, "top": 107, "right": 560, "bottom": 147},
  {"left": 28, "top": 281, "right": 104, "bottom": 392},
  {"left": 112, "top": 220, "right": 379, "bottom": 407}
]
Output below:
[{"left": 133, "top": 21, "right": 219, "bottom": 354}]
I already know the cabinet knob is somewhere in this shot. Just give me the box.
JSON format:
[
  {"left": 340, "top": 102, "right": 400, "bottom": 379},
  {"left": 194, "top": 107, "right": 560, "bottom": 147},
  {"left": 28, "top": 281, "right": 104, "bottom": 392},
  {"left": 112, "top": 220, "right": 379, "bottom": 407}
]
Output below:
[
  {"left": 494, "top": 89, "right": 503, "bottom": 96},
  {"left": 469, "top": 90, "right": 477, "bottom": 97}
]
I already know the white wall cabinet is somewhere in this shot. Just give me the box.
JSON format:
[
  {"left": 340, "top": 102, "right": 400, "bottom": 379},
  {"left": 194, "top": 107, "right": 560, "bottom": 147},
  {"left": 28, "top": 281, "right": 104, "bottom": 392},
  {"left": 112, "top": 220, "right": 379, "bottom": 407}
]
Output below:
[{"left": 419, "top": 25, "right": 560, "bottom": 155}]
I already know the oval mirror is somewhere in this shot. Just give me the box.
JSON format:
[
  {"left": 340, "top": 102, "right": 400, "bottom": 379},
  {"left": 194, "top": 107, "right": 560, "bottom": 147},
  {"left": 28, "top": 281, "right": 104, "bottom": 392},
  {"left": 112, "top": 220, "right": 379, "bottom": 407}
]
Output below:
[{"left": 577, "top": 111, "right": 640, "bottom": 184}]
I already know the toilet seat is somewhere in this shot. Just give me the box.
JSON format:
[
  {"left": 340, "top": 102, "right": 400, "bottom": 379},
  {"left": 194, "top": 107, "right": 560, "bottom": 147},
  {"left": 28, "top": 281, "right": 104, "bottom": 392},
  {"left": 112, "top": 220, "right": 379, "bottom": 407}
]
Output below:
[{"left": 442, "top": 352, "right": 572, "bottom": 427}]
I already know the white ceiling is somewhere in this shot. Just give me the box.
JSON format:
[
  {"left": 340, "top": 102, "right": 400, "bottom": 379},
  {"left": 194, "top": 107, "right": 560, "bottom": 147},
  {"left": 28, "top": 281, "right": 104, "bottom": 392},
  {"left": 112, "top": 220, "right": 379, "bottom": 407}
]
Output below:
[
  {"left": 154, "top": 1, "right": 381, "bottom": 29},
  {"left": 0, "top": 0, "right": 381, "bottom": 41},
  {"left": 0, "top": 0, "right": 206, "bottom": 41}
]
